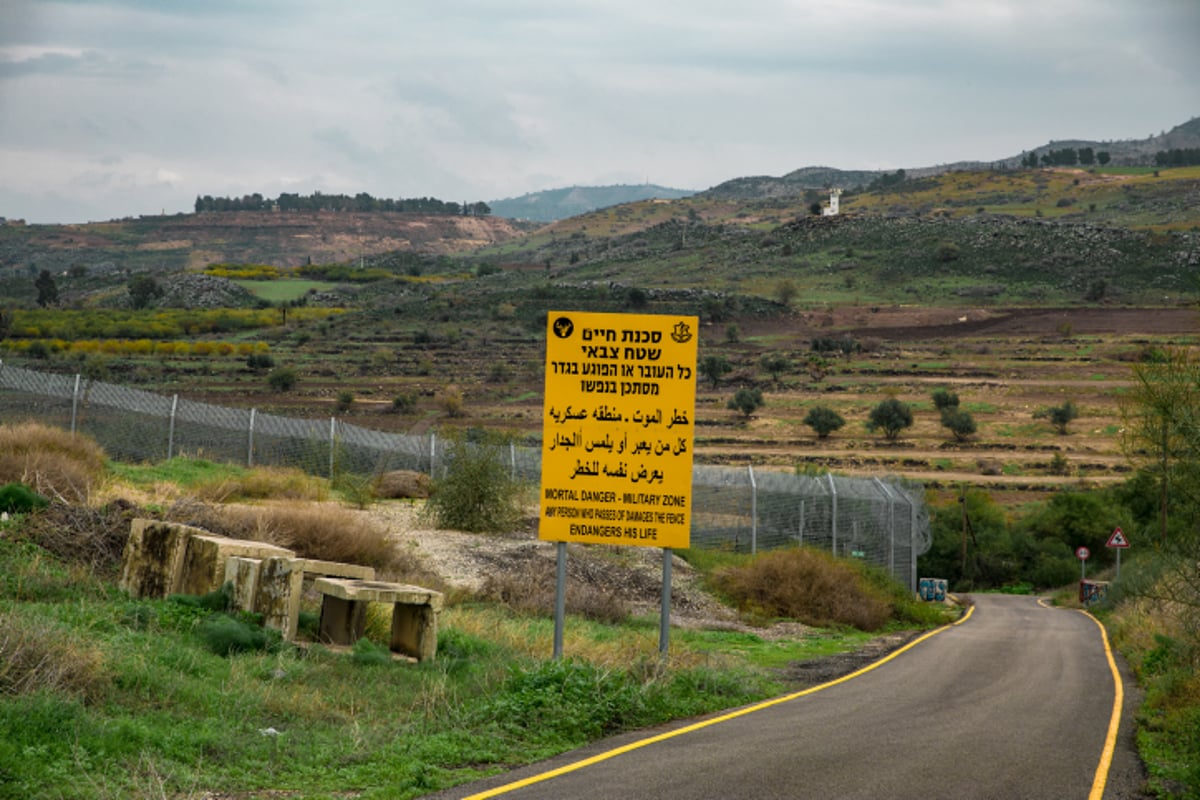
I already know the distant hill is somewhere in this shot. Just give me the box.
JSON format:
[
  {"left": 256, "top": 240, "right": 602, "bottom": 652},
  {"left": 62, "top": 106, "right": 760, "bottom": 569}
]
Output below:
[
  {"left": 994, "top": 116, "right": 1200, "bottom": 168},
  {"left": 701, "top": 167, "right": 887, "bottom": 200},
  {"left": 488, "top": 184, "right": 695, "bottom": 222},
  {"left": 700, "top": 117, "right": 1200, "bottom": 201}
]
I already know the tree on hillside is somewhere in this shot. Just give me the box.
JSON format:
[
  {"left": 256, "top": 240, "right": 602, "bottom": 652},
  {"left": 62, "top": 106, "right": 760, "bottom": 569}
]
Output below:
[
  {"left": 1034, "top": 401, "right": 1079, "bottom": 434},
  {"left": 1120, "top": 348, "right": 1200, "bottom": 546},
  {"left": 759, "top": 352, "right": 790, "bottom": 384},
  {"left": 128, "top": 275, "right": 163, "bottom": 310},
  {"left": 803, "top": 406, "right": 845, "bottom": 439},
  {"left": 727, "top": 387, "right": 764, "bottom": 419},
  {"left": 866, "top": 397, "right": 913, "bottom": 440},
  {"left": 267, "top": 367, "right": 298, "bottom": 393},
  {"left": 932, "top": 387, "right": 959, "bottom": 411},
  {"left": 34, "top": 269, "right": 58, "bottom": 308},
  {"left": 940, "top": 408, "right": 977, "bottom": 441},
  {"left": 774, "top": 279, "right": 798, "bottom": 307},
  {"left": 698, "top": 355, "right": 732, "bottom": 389},
  {"left": 1097, "top": 151, "right": 1111, "bottom": 166}
]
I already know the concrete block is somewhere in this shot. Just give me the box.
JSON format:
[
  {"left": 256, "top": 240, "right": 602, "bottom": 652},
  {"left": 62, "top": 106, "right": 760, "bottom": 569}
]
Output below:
[
  {"left": 313, "top": 578, "right": 443, "bottom": 661},
  {"left": 224, "top": 556, "right": 262, "bottom": 612},
  {"left": 119, "top": 519, "right": 198, "bottom": 599},
  {"left": 256, "top": 556, "right": 304, "bottom": 639},
  {"left": 281, "top": 559, "right": 376, "bottom": 642},
  {"left": 176, "top": 533, "right": 293, "bottom": 598}
]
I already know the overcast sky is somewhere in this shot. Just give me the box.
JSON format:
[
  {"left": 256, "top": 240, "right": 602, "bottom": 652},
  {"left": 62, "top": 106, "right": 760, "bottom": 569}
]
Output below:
[{"left": 1, "top": 0, "right": 1197, "bottom": 224}]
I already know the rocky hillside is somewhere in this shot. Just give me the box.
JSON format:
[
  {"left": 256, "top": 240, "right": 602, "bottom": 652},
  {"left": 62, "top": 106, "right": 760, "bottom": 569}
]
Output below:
[{"left": 0, "top": 211, "right": 533, "bottom": 278}]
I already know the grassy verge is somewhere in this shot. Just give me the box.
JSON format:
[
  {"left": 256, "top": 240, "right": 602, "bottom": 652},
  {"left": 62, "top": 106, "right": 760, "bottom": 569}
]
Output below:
[
  {"left": 1102, "top": 552, "right": 1200, "bottom": 798},
  {"left": 0, "top": 531, "right": 785, "bottom": 799},
  {"left": 0, "top": 500, "right": 951, "bottom": 800},
  {"left": 4, "top": 427, "right": 1132, "bottom": 797}
]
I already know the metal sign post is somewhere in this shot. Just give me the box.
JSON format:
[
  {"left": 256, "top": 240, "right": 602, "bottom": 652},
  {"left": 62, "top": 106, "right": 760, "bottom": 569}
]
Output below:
[
  {"left": 1106, "top": 527, "right": 1130, "bottom": 580},
  {"left": 539, "top": 311, "right": 698, "bottom": 659},
  {"left": 1076, "top": 546, "right": 1090, "bottom": 582}
]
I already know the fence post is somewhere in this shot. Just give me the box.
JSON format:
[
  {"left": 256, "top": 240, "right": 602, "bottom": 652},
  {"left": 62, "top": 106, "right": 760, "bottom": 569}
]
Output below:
[
  {"left": 70, "top": 374, "right": 81, "bottom": 435},
  {"left": 329, "top": 417, "right": 336, "bottom": 478},
  {"left": 827, "top": 472, "right": 838, "bottom": 557},
  {"left": 748, "top": 464, "right": 757, "bottom": 555},
  {"left": 910, "top": 490, "right": 919, "bottom": 594},
  {"left": 429, "top": 431, "right": 437, "bottom": 478},
  {"left": 798, "top": 499, "right": 805, "bottom": 546},
  {"left": 167, "top": 394, "right": 178, "bottom": 460},
  {"left": 247, "top": 408, "right": 256, "bottom": 467},
  {"left": 511, "top": 441, "right": 517, "bottom": 481},
  {"left": 874, "top": 478, "right": 896, "bottom": 581}
]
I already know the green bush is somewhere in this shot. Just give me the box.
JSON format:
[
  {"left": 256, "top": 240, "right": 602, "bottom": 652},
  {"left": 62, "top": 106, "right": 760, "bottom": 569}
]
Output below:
[
  {"left": 866, "top": 397, "right": 914, "bottom": 440},
  {"left": 1034, "top": 400, "right": 1079, "bottom": 434},
  {"left": 940, "top": 408, "right": 977, "bottom": 441},
  {"left": 483, "top": 659, "right": 644, "bottom": 742},
  {"left": 425, "top": 429, "right": 523, "bottom": 533},
  {"left": 267, "top": 366, "right": 298, "bottom": 392},
  {"left": 195, "top": 613, "right": 280, "bottom": 657},
  {"left": 391, "top": 393, "right": 417, "bottom": 414},
  {"left": 0, "top": 482, "right": 48, "bottom": 514},
  {"left": 727, "top": 387, "right": 764, "bottom": 419},
  {"left": 931, "top": 387, "right": 959, "bottom": 410},
  {"left": 803, "top": 406, "right": 845, "bottom": 439},
  {"left": 351, "top": 637, "right": 393, "bottom": 666}
]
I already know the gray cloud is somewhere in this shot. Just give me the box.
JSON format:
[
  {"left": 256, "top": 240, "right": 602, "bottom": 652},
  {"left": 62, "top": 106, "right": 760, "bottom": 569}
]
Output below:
[{"left": 0, "top": 0, "right": 1196, "bottom": 222}]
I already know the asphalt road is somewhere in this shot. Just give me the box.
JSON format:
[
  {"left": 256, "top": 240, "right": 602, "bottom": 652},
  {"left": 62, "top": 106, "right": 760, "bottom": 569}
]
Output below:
[{"left": 426, "top": 594, "right": 1146, "bottom": 800}]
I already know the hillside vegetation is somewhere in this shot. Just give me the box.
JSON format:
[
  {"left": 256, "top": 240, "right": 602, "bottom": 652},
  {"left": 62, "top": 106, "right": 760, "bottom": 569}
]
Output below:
[{"left": 2, "top": 134, "right": 1200, "bottom": 796}]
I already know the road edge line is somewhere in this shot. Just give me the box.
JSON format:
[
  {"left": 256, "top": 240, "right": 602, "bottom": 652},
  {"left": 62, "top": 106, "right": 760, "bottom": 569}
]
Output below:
[
  {"left": 462, "top": 603, "right": 976, "bottom": 799},
  {"left": 1078, "top": 608, "right": 1124, "bottom": 800}
]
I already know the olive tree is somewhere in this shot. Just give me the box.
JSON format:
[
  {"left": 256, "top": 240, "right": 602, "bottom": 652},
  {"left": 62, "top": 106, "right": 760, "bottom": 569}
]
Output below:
[
  {"left": 727, "top": 387, "right": 764, "bottom": 419},
  {"left": 803, "top": 406, "right": 845, "bottom": 439},
  {"left": 866, "top": 397, "right": 913, "bottom": 440}
]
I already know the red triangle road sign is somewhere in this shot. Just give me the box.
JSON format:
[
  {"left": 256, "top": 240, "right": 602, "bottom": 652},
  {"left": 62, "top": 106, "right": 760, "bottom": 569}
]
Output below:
[{"left": 1106, "top": 527, "right": 1130, "bottom": 548}]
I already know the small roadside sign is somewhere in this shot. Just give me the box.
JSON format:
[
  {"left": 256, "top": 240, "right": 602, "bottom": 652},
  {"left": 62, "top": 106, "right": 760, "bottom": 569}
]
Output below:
[
  {"left": 1106, "top": 528, "right": 1130, "bottom": 548},
  {"left": 1075, "top": 546, "right": 1090, "bottom": 560},
  {"left": 1107, "top": 527, "right": 1130, "bottom": 580}
]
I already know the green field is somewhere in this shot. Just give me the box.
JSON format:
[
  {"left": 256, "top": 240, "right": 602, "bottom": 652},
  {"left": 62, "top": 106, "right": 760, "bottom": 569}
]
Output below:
[{"left": 234, "top": 279, "right": 338, "bottom": 302}]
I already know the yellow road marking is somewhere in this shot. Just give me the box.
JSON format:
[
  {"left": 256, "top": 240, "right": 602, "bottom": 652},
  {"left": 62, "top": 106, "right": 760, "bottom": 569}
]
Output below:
[
  {"left": 463, "top": 604, "right": 977, "bottom": 799},
  {"left": 1079, "top": 608, "right": 1124, "bottom": 800}
]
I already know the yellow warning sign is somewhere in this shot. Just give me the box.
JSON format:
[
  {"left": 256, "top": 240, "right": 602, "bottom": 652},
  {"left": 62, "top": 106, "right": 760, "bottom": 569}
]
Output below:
[{"left": 539, "top": 311, "right": 698, "bottom": 548}]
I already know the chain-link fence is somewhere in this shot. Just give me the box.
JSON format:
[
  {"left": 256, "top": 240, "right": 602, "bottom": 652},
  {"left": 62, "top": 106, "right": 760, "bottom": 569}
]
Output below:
[{"left": 0, "top": 360, "right": 930, "bottom": 589}]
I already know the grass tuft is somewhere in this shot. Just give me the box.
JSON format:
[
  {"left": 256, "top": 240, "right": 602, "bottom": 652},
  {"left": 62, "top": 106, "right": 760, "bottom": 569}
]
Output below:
[
  {"left": 478, "top": 556, "right": 631, "bottom": 624},
  {"left": 195, "top": 613, "right": 281, "bottom": 657},
  {"left": 0, "top": 610, "right": 109, "bottom": 702},
  {"left": 195, "top": 465, "right": 328, "bottom": 503},
  {"left": 0, "top": 422, "right": 107, "bottom": 502}
]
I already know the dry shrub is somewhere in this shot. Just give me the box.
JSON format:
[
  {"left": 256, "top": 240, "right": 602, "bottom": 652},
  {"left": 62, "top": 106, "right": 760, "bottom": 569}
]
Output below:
[
  {"left": 711, "top": 547, "right": 892, "bottom": 631},
  {"left": 195, "top": 466, "right": 327, "bottom": 503},
  {"left": 197, "top": 501, "right": 396, "bottom": 571},
  {"left": 0, "top": 611, "right": 109, "bottom": 702},
  {"left": 478, "top": 555, "right": 630, "bottom": 624},
  {"left": 160, "top": 498, "right": 447, "bottom": 589},
  {"left": 374, "top": 470, "right": 432, "bottom": 500},
  {"left": 0, "top": 422, "right": 107, "bottom": 502},
  {"left": 22, "top": 498, "right": 145, "bottom": 575}
]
